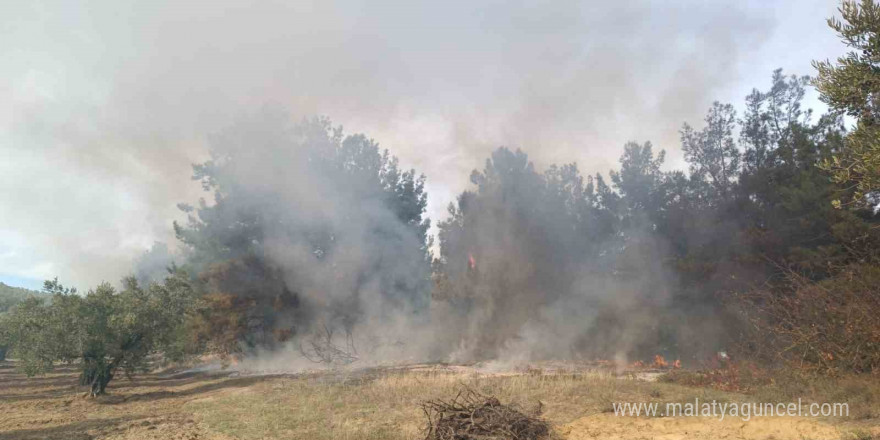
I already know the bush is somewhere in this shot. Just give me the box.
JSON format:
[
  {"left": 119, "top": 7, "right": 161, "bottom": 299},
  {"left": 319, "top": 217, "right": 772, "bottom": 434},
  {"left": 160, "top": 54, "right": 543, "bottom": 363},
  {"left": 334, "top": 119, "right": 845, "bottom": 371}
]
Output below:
[{"left": 733, "top": 264, "right": 880, "bottom": 374}]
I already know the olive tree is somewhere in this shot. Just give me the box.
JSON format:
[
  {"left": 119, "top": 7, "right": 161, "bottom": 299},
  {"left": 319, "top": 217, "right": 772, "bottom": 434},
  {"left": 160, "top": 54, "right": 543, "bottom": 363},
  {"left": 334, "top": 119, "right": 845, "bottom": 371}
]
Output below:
[
  {"left": 2, "top": 272, "right": 194, "bottom": 396},
  {"left": 814, "top": 0, "right": 880, "bottom": 206}
]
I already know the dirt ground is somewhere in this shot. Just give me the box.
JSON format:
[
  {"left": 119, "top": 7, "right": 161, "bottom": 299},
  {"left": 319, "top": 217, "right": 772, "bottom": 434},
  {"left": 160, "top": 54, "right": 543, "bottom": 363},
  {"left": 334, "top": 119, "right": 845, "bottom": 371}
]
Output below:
[
  {"left": 0, "top": 360, "right": 876, "bottom": 440},
  {"left": 0, "top": 361, "right": 243, "bottom": 440}
]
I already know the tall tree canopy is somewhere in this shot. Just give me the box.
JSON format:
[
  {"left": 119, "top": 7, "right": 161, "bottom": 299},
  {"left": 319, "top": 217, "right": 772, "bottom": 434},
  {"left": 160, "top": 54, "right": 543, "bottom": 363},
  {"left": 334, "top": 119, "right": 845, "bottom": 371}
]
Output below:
[
  {"left": 433, "top": 68, "right": 880, "bottom": 364},
  {"left": 174, "top": 112, "right": 432, "bottom": 357}
]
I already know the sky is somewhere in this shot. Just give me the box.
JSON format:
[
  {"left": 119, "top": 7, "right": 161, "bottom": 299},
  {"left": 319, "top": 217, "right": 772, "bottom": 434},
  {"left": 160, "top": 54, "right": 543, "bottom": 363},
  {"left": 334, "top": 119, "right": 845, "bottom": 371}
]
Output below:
[{"left": 1, "top": 0, "right": 846, "bottom": 290}]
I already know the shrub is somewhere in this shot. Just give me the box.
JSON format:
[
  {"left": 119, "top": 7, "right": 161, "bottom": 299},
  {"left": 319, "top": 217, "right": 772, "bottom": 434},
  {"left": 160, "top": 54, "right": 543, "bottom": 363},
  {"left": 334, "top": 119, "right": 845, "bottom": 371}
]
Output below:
[{"left": 733, "top": 264, "right": 880, "bottom": 374}]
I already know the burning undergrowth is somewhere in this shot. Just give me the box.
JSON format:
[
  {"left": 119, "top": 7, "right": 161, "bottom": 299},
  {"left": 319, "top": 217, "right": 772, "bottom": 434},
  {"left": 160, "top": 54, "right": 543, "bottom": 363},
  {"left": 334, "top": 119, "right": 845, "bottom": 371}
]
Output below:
[
  {"left": 174, "top": 112, "right": 435, "bottom": 363},
  {"left": 164, "top": 111, "right": 733, "bottom": 369},
  {"left": 162, "top": 92, "right": 869, "bottom": 371}
]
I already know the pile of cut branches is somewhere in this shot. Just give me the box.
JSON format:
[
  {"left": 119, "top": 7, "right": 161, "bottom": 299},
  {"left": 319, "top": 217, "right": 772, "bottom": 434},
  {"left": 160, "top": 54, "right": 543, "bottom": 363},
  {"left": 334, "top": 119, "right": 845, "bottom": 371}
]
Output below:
[{"left": 420, "top": 389, "right": 550, "bottom": 440}]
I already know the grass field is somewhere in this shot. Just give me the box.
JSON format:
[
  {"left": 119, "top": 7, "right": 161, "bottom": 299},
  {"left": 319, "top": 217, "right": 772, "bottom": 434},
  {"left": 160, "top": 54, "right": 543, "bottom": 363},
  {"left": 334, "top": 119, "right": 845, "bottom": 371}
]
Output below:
[{"left": 0, "top": 360, "right": 876, "bottom": 440}]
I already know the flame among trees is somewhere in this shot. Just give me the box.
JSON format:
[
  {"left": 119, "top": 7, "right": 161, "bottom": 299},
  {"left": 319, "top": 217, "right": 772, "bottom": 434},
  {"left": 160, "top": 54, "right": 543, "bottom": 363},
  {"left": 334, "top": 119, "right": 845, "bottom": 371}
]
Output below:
[{"left": 432, "top": 67, "right": 879, "bottom": 365}]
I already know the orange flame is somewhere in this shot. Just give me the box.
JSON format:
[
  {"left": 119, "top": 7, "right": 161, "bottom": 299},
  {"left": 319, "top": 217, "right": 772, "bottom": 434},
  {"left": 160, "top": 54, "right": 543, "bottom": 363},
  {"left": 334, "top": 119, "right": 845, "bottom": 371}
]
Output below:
[
  {"left": 468, "top": 253, "right": 476, "bottom": 270},
  {"left": 652, "top": 355, "right": 668, "bottom": 368}
]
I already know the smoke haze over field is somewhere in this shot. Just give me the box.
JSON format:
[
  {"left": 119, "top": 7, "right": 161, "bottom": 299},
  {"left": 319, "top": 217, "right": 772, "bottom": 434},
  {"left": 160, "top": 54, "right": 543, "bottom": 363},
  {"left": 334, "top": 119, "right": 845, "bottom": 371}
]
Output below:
[{"left": 1, "top": 0, "right": 844, "bottom": 289}]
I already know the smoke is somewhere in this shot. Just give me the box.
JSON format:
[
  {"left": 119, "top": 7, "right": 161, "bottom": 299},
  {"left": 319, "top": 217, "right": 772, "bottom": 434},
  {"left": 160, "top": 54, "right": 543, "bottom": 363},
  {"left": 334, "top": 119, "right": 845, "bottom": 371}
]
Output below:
[
  {"left": 168, "top": 114, "right": 641, "bottom": 367},
  {"left": 178, "top": 126, "right": 728, "bottom": 368},
  {"left": 132, "top": 242, "right": 176, "bottom": 286},
  {"left": 169, "top": 111, "right": 440, "bottom": 363},
  {"left": 3, "top": 0, "right": 851, "bottom": 369},
  {"left": 425, "top": 147, "right": 724, "bottom": 365},
  {"left": 0, "top": 0, "right": 792, "bottom": 288}
]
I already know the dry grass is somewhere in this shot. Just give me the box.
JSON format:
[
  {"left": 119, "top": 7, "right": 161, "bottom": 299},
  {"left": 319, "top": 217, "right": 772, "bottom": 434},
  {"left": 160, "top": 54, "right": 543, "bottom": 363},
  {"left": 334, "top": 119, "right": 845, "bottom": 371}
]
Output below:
[
  {"left": 186, "top": 368, "right": 742, "bottom": 440},
  {"left": 660, "top": 365, "right": 880, "bottom": 421},
  {"left": 751, "top": 373, "right": 880, "bottom": 421},
  {"left": 1, "top": 360, "right": 878, "bottom": 440}
]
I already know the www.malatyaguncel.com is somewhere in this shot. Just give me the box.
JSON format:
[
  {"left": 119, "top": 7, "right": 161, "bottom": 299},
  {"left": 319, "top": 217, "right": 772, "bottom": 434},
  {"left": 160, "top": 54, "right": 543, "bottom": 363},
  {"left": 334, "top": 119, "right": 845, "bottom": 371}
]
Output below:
[{"left": 613, "top": 399, "right": 849, "bottom": 421}]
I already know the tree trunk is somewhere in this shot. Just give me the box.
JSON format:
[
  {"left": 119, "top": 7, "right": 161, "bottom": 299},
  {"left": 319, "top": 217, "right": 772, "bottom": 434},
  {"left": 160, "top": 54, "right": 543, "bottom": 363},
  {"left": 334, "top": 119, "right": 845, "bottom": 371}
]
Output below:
[{"left": 80, "top": 357, "right": 116, "bottom": 397}]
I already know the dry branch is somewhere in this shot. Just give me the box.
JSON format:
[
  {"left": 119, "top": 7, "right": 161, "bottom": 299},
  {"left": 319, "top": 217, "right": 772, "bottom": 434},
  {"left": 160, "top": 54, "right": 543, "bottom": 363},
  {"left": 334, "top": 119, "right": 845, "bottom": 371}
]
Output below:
[
  {"left": 298, "top": 323, "right": 359, "bottom": 365},
  {"left": 420, "top": 388, "right": 550, "bottom": 440}
]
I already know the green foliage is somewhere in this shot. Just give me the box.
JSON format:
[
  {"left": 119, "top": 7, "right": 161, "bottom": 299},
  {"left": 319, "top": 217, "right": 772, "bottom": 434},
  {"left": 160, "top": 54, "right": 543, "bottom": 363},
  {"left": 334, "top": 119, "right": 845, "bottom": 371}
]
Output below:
[
  {"left": 610, "top": 141, "right": 666, "bottom": 227},
  {"left": 0, "top": 295, "right": 75, "bottom": 374},
  {"left": 435, "top": 146, "right": 678, "bottom": 358},
  {"left": 737, "top": 71, "right": 880, "bottom": 272},
  {"left": 0, "top": 283, "right": 52, "bottom": 361},
  {"left": 813, "top": 0, "right": 880, "bottom": 205},
  {"left": 434, "top": 67, "right": 880, "bottom": 364},
  {"left": 173, "top": 114, "right": 432, "bottom": 358},
  {"left": 0, "top": 282, "right": 49, "bottom": 314},
  {"left": 1, "top": 272, "right": 195, "bottom": 395},
  {"left": 680, "top": 102, "right": 740, "bottom": 200}
]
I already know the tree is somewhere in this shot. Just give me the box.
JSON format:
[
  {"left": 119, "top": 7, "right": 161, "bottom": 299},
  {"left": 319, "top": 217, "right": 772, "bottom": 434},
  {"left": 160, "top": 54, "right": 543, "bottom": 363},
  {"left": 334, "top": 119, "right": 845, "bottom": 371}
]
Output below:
[
  {"left": 0, "top": 282, "right": 51, "bottom": 361},
  {"left": 2, "top": 273, "right": 195, "bottom": 396},
  {"left": 0, "top": 296, "right": 74, "bottom": 375},
  {"left": 740, "top": 69, "right": 813, "bottom": 172},
  {"left": 814, "top": 0, "right": 880, "bottom": 206},
  {"left": 174, "top": 113, "right": 432, "bottom": 359},
  {"left": 680, "top": 102, "right": 741, "bottom": 201},
  {"left": 734, "top": 70, "right": 880, "bottom": 272},
  {"left": 435, "top": 146, "right": 716, "bottom": 360},
  {"left": 609, "top": 141, "right": 667, "bottom": 230}
]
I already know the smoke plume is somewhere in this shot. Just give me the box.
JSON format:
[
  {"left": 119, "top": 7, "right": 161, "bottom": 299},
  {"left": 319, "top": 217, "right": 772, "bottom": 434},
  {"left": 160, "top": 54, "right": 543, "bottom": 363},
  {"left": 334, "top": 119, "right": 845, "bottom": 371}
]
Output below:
[{"left": 0, "top": 0, "right": 793, "bottom": 288}]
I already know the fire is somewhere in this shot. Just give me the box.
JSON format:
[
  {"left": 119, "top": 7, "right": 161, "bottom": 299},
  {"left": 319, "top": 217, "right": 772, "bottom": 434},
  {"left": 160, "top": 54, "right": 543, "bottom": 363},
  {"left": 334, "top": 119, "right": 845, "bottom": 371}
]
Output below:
[
  {"left": 629, "top": 355, "right": 681, "bottom": 370},
  {"left": 652, "top": 354, "right": 668, "bottom": 368},
  {"left": 468, "top": 253, "right": 476, "bottom": 270}
]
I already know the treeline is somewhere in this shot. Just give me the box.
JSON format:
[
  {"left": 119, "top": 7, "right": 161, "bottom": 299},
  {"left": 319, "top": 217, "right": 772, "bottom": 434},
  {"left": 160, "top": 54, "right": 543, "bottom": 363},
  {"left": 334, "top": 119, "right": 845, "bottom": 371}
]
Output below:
[
  {"left": 433, "top": 70, "right": 878, "bottom": 365},
  {"left": 1, "top": 0, "right": 878, "bottom": 395},
  {"left": 0, "top": 282, "right": 47, "bottom": 314}
]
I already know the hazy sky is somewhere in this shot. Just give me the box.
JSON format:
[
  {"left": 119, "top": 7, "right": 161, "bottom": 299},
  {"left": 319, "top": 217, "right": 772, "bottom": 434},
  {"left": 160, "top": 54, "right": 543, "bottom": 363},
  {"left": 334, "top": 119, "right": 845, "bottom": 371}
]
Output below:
[{"left": 1, "top": 0, "right": 845, "bottom": 290}]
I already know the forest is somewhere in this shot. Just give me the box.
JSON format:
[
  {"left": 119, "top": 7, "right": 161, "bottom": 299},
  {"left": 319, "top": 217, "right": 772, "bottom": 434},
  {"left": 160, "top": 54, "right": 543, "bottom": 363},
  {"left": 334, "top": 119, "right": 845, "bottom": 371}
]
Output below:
[{"left": 1, "top": 1, "right": 878, "bottom": 399}]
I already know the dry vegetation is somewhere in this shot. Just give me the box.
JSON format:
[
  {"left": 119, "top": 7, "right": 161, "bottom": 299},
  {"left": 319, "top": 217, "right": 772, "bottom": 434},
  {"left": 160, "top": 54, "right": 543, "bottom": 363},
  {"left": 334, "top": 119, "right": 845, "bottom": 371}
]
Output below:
[
  {"left": 733, "top": 265, "right": 880, "bottom": 374},
  {"left": 2, "top": 360, "right": 878, "bottom": 440},
  {"left": 420, "top": 388, "right": 551, "bottom": 440}
]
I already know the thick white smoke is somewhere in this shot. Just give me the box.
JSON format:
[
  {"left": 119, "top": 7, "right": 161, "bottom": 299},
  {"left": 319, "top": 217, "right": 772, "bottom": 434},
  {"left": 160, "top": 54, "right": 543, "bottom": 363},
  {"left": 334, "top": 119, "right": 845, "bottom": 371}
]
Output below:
[{"left": 3, "top": 0, "right": 832, "bottom": 288}]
